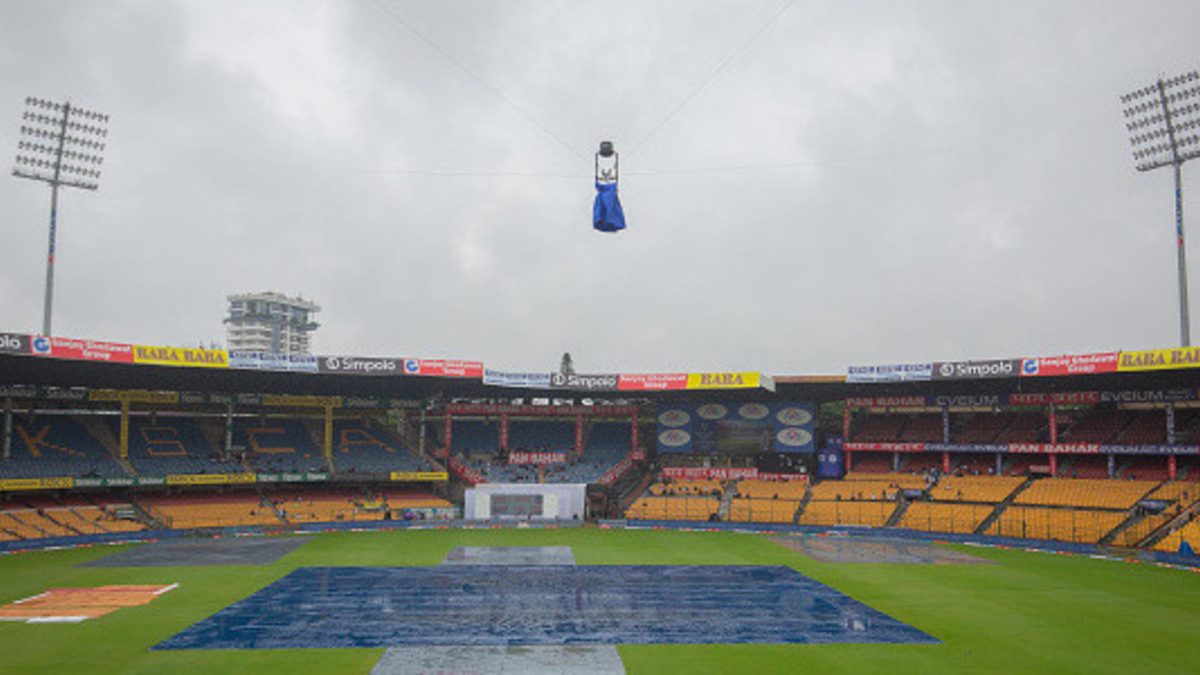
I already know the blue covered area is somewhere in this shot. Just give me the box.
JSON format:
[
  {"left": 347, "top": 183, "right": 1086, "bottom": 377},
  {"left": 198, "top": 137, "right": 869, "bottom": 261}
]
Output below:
[{"left": 154, "top": 564, "right": 936, "bottom": 650}]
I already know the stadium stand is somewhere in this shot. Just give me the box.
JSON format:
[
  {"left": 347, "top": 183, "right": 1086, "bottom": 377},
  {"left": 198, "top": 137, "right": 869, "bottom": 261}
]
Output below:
[
  {"left": 988, "top": 506, "right": 1126, "bottom": 544},
  {"left": 798, "top": 500, "right": 894, "bottom": 527},
  {"left": 122, "top": 416, "right": 243, "bottom": 476},
  {"left": 332, "top": 420, "right": 431, "bottom": 475},
  {"left": 138, "top": 493, "right": 284, "bottom": 529},
  {"left": 625, "top": 496, "right": 719, "bottom": 521},
  {"left": 1015, "top": 478, "right": 1157, "bottom": 510},
  {"left": 1154, "top": 518, "right": 1200, "bottom": 553},
  {"left": 2, "top": 415, "right": 124, "bottom": 478},
  {"left": 729, "top": 498, "right": 800, "bottom": 523},
  {"left": 234, "top": 419, "right": 328, "bottom": 474},
  {"left": 928, "top": 475, "right": 1025, "bottom": 503},
  {"left": 899, "top": 502, "right": 995, "bottom": 534}
]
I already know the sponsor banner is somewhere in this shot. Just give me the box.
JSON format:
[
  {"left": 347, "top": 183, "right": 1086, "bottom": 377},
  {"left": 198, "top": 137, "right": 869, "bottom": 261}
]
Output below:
[
  {"left": 932, "top": 359, "right": 1021, "bottom": 380},
  {"left": 657, "top": 427, "right": 694, "bottom": 453},
  {"left": 844, "top": 442, "right": 927, "bottom": 453},
  {"left": 597, "top": 456, "right": 634, "bottom": 486},
  {"left": 133, "top": 345, "right": 229, "bottom": 369},
  {"left": 549, "top": 372, "right": 620, "bottom": 391},
  {"left": 31, "top": 335, "right": 134, "bottom": 363},
  {"left": 483, "top": 370, "right": 552, "bottom": 388},
  {"left": 88, "top": 389, "right": 180, "bottom": 404},
  {"left": 755, "top": 472, "right": 809, "bottom": 482},
  {"left": 228, "top": 351, "right": 319, "bottom": 373},
  {"left": 343, "top": 397, "right": 383, "bottom": 409},
  {"left": 0, "top": 477, "right": 74, "bottom": 491},
  {"left": 661, "top": 466, "right": 759, "bottom": 480},
  {"left": 403, "top": 358, "right": 484, "bottom": 378},
  {"left": 319, "top": 355, "right": 401, "bottom": 376},
  {"left": 75, "top": 476, "right": 164, "bottom": 487},
  {"left": 1099, "top": 389, "right": 1197, "bottom": 404},
  {"left": 165, "top": 472, "right": 257, "bottom": 486},
  {"left": 1101, "top": 445, "right": 1200, "bottom": 455},
  {"left": 846, "top": 396, "right": 928, "bottom": 408},
  {"left": 508, "top": 451, "right": 567, "bottom": 465},
  {"left": 1008, "top": 391, "right": 1102, "bottom": 406},
  {"left": 685, "top": 372, "right": 770, "bottom": 390},
  {"left": 1007, "top": 443, "right": 1101, "bottom": 454},
  {"left": 772, "top": 375, "right": 847, "bottom": 384},
  {"left": 1118, "top": 347, "right": 1200, "bottom": 372},
  {"left": 1020, "top": 352, "right": 1119, "bottom": 377},
  {"left": 42, "top": 386, "right": 89, "bottom": 401},
  {"left": 932, "top": 394, "right": 1004, "bottom": 409},
  {"left": 618, "top": 373, "right": 688, "bottom": 391},
  {"left": 0, "top": 384, "right": 38, "bottom": 398},
  {"left": 445, "top": 404, "right": 638, "bottom": 416},
  {"left": 255, "top": 472, "right": 330, "bottom": 483},
  {"left": 261, "top": 394, "right": 342, "bottom": 408},
  {"left": 846, "top": 363, "right": 933, "bottom": 383},
  {"left": 0, "top": 332, "right": 29, "bottom": 355},
  {"left": 447, "top": 458, "right": 484, "bottom": 485},
  {"left": 390, "top": 471, "right": 449, "bottom": 482},
  {"left": 925, "top": 443, "right": 1009, "bottom": 453}
]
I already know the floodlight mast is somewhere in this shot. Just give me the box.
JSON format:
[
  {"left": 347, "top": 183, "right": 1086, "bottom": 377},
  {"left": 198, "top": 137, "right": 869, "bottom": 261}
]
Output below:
[
  {"left": 11, "top": 97, "right": 109, "bottom": 336},
  {"left": 1121, "top": 71, "right": 1200, "bottom": 346}
]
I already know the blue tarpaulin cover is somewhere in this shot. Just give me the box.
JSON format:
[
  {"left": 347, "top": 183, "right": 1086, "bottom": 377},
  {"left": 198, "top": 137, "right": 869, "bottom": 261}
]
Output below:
[{"left": 593, "top": 182, "right": 625, "bottom": 232}]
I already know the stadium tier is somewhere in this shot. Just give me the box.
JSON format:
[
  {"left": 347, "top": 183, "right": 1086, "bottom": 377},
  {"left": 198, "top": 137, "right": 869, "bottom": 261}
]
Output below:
[
  {"left": 2, "top": 415, "right": 125, "bottom": 478},
  {"left": 331, "top": 420, "right": 432, "bottom": 475},
  {"left": 120, "top": 417, "right": 243, "bottom": 476}
]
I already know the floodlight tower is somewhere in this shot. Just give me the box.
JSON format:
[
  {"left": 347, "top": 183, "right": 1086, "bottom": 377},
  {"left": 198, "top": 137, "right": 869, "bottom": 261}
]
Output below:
[
  {"left": 1121, "top": 71, "right": 1200, "bottom": 346},
  {"left": 11, "top": 97, "right": 109, "bottom": 337}
]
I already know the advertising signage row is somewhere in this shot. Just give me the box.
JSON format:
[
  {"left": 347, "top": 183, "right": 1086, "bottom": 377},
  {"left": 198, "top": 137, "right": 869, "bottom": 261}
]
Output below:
[
  {"left": 844, "top": 442, "right": 1200, "bottom": 455},
  {"left": 481, "top": 370, "right": 773, "bottom": 392},
  {"left": 849, "top": 347, "right": 1200, "bottom": 383},
  {"left": 846, "top": 388, "right": 1200, "bottom": 409},
  {"left": 0, "top": 472, "right": 339, "bottom": 491}
]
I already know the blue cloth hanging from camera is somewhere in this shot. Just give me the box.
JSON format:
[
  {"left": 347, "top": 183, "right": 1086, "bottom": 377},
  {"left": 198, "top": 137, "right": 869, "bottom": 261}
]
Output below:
[{"left": 593, "top": 181, "right": 626, "bottom": 232}]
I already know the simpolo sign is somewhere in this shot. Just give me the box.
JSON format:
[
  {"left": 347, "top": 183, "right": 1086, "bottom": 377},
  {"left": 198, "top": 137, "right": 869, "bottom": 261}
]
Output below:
[
  {"left": 549, "top": 372, "right": 620, "bottom": 391},
  {"left": 319, "top": 356, "right": 401, "bottom": 376},
  {"left": 0, "top": 333, "right": 29, "bottom": 355},
  {"left": 931, "top": 359, "right": 1020, "bottom": 380}
]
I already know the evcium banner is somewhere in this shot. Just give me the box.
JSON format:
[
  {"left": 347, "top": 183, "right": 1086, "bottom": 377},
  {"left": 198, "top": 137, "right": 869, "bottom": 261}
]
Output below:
[
  {"left": 931, "top": 359, "right": 1021, "bottom": 380},
  {"left": 319, "top": 355, "right": 402, "bottom": 376}
]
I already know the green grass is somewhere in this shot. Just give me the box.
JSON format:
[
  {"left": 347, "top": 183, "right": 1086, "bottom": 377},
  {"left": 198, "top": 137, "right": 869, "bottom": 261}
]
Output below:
[{"left": 0, "top": 529, "right": 1197, "bottom": 674}]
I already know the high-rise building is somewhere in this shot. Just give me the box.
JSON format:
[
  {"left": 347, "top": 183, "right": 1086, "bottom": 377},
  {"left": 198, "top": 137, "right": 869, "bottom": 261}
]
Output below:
[{"left": 224, "top": 292, "right": 320, "bottom": 356}]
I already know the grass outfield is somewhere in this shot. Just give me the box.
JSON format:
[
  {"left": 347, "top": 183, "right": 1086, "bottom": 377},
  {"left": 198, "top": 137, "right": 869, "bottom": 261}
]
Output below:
[{"left": 0, "top": 528, "right": 1197, "bottom": 674}]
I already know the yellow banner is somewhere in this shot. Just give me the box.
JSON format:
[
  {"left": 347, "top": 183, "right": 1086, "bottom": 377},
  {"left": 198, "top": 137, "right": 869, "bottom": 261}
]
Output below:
[
  {"left": 166, "top": 472, "right": 257, "bottom": 486},
  {"left": 89, "top": 389, "right": 180, "bottom": 404},
  {"left": 1117, "top": 347, "right": 1200, "bottom": 372},
  {"left": 0, "top": 477, "right": 74, "bottom": 491},
  {"left": 261, "top": 394, "right": 342, "bottom": 408},
  {"left": 685, "top": 372, "right": 764, "bottom": 390},
  {"left": 390, "top": 471, "right": 449, "bottom": 482},
  {"left": 133, "top": 345, "right": 229, "bottom": 369}
]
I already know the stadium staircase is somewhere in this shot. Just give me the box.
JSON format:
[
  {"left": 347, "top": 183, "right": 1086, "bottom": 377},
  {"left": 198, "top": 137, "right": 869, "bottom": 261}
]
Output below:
[
  {"left": 78, "top": 417, "right": 137, "bottom": 476},
  {"left": 717, "top": 482, "right": 736, "bottom": 521},
  {"left": 1136, "top": 497, "right": 1200, "bottom": 549},
  {"left": 1100, "top": 510, "right": 1149, "bottom": 546},
  {"left": 886, "top": 498, "right": 910, "bottom": 527},
  {"left": 198, "top": 419, "right": 226, "bottom": 458},
  {"left": 792, "top": 483, "right": 815, "bottom": 525},
  {"left": 974, "top": 476, "right": 1035, "bottom": 535}
]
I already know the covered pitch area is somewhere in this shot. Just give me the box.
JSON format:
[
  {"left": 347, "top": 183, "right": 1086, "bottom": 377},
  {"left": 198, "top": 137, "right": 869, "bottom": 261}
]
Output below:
[{"left": 0, "top": 527, "right": 1197, "bottom": 673}]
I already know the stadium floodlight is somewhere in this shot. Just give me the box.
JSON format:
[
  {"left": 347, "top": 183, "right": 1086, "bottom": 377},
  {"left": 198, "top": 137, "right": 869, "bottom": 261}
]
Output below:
[
  {"left": 11, "top": 97, "right": 109, "bottom": 337},
  {"left": 1121, "top": 70, "right": 1200, "bottom": 346}
]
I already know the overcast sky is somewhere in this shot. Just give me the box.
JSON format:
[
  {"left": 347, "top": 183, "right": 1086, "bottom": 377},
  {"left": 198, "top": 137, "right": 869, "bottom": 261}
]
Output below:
[{"left": 1, "top": 1, "right": 1198, "bottom": 375}]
